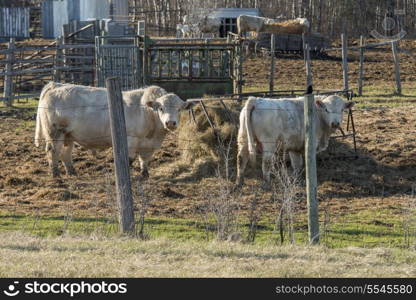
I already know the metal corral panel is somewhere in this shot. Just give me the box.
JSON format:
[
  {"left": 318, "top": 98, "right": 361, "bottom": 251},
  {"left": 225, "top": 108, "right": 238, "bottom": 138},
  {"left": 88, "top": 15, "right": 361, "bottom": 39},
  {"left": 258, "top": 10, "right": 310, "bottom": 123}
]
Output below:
[
  {"left": 95, "top": 36, "right": 143, "bottom": 91},
  {"left": 0, "top": 7, "right": 30, "bottom": 39}
]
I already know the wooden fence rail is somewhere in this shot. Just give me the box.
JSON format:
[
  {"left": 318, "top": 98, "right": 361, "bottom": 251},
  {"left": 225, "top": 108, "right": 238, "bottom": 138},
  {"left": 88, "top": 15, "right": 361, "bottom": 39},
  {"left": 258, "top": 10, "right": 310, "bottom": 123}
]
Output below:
[{"left": 0, "top": 39, "right": 96, "bottom": 106}]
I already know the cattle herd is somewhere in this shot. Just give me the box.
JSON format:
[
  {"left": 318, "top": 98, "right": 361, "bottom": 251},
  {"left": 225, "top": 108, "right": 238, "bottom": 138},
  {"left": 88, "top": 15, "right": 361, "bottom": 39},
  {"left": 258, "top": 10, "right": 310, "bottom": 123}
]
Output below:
[{"left": 35, "top": 82, "right": 353, "bottom": 187}]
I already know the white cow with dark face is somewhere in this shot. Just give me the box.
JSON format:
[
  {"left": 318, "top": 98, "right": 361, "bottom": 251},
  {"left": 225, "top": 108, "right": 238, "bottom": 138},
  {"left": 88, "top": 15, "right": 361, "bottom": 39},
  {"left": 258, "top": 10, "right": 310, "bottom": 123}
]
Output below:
[
  {"left": 35, "top": 82, "right": 194, "bottom": 178},
  {"left": 236, "top": 95, "right": 354, "bottom": 185}
]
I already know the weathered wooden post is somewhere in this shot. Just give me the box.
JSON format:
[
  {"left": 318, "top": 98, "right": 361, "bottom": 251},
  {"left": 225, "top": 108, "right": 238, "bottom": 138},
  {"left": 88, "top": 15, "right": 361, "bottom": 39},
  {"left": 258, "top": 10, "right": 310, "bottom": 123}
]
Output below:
[
  {"left": 304, "top": 85, "right": 319, "bottom": 244},
  {"left": 3, "top": 38, "right": 15, "bottom": 107},
  {"left": 341, "top": 33, "right": 349, "bottom": 91},
  {"left": 358, "top": 36, "right": 365, "bottom": 96},
  {"left": 302, "top": 33, "right": 307, "bottom": 64},
  {"left": 391, "top": 41, "right": 402, "bottom": 95},
  {"left": 54, "top": 37, "right": 63, "bottom": 82},
  {"left": 106, "top": 77, "right": 135, "bottom": 234},
  {"left": 269, "top": 34, "right": 276, "bottom": 94},
  {"left": 237, "top": 39, "right": 244, "bottom": 96},
  {"left": 142, "top": 25, "right": 148, "bottom": 86},
  {"left": 305, "top": 43, "right": 312, "bottom": 88}
]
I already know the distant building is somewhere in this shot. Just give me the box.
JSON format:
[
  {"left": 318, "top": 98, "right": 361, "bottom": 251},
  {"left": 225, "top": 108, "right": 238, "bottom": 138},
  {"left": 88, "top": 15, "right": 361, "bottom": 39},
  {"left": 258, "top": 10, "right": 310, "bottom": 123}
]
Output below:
[
  {"left": 0, "top": 0, "right": 37, "bottom": 39},
  {"left": 208, "top": 8, "right": 262, "bottom": 37},
  {"left": 41, "top": 0, "right": 128, "bottom": 38}
]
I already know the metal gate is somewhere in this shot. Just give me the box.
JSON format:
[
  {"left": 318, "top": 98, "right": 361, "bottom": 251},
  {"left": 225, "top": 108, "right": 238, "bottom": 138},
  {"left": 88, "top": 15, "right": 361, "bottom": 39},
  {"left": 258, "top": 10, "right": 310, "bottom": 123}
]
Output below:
[
  {"left": 143, "top": 36, "right": 243, "bottom": 99},
  {"left": 95, "top": 36, "right": 142, "bottom": 90},
  {"left": 95, "top": 34, "right": 242, "bottom": 98}
]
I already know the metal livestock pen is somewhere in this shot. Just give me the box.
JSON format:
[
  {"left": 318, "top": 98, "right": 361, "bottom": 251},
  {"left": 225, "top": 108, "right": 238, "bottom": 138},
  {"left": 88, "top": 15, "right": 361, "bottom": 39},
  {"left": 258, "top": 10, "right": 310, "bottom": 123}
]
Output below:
[{"left": 95, "top": 32, "right": 244, "bottom": 99}]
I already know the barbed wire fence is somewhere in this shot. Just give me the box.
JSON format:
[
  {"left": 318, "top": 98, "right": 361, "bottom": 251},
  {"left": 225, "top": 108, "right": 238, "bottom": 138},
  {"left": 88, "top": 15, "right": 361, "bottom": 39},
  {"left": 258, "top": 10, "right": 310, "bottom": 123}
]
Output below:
[{"left": 1, "top": 97, "right": 415, "bottom": 247}]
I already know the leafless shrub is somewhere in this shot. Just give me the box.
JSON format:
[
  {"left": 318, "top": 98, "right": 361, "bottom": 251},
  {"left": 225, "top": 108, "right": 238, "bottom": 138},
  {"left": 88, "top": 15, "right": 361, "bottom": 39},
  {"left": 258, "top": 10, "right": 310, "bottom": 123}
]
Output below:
[
  {"left": 246, "top": 187, "right": 261, "bottom": 243},
  {"left": 202, "top": 133, "right": 241, "bottom": 241},
  {"left": 102, "top": 171, "right": 119, "bottom": 235},
  {"left": 134, "top": 181, "right": 151, "bottom": 240},
  {"left": 270, "top": 147, "right": 302, "bottom": 244}
]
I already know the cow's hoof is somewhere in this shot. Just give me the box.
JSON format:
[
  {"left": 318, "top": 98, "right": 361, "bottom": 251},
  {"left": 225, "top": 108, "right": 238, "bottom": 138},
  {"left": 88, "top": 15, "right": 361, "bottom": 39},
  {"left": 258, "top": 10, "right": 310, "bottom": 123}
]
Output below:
[
  {"left": 66, "top": 168, "right": 77, "bottom": 176},
  {"left": 138, "top": 170, "right": 149, "bottom": 181},
  {"left": 234, "top": 179, "right": 243, "bottom": 188},
  {"left": 261, "top": 181, "right": 271, "bottom": 191},
  {"left": 232, "top": 184, "right": 242, "bottom": 193},
  {"left": 129, "top": 158, "right": 135, "bottom": 167},
  {"left": 51, "top": 169, "right": 60, "bottom": 178}
]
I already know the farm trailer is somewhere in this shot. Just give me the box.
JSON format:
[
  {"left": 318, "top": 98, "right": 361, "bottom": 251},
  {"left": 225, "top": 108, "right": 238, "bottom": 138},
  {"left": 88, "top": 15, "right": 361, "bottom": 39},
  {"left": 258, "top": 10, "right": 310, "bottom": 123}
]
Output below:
[{"left": 254, "top": 32, "right": 330, "bottom": 54}]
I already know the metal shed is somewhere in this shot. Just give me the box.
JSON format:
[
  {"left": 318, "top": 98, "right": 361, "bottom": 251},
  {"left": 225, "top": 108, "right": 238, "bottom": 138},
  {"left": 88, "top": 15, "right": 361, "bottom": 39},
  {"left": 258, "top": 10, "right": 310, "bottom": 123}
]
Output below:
[
  {"left": 0, "top": 6, "right": 30, "bottom": 39},
  {"left": 207, "top": 8, "right": 262, "bottom": 37},
  {"left": 41, "top": 0, "right": 127, "bottom": 38}
]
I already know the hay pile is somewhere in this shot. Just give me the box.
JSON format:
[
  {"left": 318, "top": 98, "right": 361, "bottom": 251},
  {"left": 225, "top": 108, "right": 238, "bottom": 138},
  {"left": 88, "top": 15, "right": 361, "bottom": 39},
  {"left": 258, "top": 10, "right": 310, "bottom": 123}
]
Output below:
[
  {"left": 262, "top": 18, "right": 309, "bottom": 35},
  {"left": 178, "top": 101, "right": 241, "bottom": 175}
]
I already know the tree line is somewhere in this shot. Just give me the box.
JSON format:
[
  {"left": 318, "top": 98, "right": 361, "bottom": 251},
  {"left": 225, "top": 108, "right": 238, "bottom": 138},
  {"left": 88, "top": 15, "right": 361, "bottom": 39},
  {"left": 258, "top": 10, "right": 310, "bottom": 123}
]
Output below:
[{"left": 129, "top": 0, "right": 416, "bottom": 38}]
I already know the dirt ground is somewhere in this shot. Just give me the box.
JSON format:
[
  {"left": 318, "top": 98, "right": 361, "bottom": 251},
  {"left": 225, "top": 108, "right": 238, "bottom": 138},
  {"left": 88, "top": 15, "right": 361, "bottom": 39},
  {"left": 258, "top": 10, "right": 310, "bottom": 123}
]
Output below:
[
  {"left": 244, "top": 39, "right": 416, "bottom": 91},
  {"left": 0, "top": 103, "right": 415, "bottom": 221},
  {"left": 1, "top": 38, "right": 416, "bottom": 222}
]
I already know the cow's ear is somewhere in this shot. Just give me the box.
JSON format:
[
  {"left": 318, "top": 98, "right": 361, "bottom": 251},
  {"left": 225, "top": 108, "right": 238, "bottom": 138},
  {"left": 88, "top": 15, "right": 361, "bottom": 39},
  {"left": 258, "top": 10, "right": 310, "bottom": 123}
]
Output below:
[
  {"left": 344, "top": 101, "right": 355, "bottom": 110},
  {"left": 182, "top": 101, "right": 195, "bottom": 110},
  {"left": 146, "top": 101, "right": 160, "bottom": 111},
  {"left": 315, "top": 100, "right": 326, "bottom": 109}
]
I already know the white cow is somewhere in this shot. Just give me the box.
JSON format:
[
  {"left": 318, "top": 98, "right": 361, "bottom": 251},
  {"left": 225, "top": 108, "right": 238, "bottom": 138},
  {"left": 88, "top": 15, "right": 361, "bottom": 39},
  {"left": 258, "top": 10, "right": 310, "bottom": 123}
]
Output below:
[
  {"left": 236, "top": 95, "right": 354, "bottom": 185},
  {"left": 237, "top": 15, "right": 309, "bottom": 36},
  {"left": 35, "top": 82, "right": 194, "bottom": 178}
]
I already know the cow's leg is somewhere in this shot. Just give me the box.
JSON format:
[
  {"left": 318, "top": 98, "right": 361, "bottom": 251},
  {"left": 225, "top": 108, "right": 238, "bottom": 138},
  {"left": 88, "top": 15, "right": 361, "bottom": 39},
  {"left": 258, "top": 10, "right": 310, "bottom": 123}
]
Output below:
[
  {"left": 127, "top": 137, "right": 139, "bottom": 166},
  {"left": 288, "top": 151, "right": 303, "bottom": 175},
  {"left": 236, "top": 143, "right": 249, "bottom": 186},
  {"left": 138, "top": 150, "right": 154, "bottom": 180},
  {"left": 262, "top": 143, "right": 276, "bottom": 184},
  {"left": 61, "top": 137, "right": 76, "bottom": 176},
  {"left": 46, "top": 130, "right": 64, "bottom": 178}
]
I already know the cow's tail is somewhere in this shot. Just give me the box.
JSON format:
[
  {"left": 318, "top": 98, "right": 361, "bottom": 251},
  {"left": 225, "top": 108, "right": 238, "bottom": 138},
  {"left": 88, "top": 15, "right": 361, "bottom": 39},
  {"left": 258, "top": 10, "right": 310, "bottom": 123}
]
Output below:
[
  {"left": 35, "top": 82, "right": 55, "bottom": 147},
  {"left": 244, "top": 96, "right": 257, "bottom": 164}
]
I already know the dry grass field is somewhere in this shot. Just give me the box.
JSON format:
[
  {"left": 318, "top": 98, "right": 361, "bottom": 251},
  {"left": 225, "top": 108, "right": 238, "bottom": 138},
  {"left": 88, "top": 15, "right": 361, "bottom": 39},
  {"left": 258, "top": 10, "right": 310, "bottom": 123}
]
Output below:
[
  {"left": 1, "top": 231, "right": 416, "bottom": 277},
  {"left": 1, "top": 38, "right": 416, "bottom": 277}
]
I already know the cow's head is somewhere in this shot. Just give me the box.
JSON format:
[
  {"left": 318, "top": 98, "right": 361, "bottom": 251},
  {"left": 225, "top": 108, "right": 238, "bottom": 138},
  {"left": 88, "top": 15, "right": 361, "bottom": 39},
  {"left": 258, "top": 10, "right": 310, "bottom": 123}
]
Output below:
[
  {"left": 315, "top": 95, "right": 354, "bottom": 131},
  {"left": 146, "top": 94, "right": 194, "bottom": 131}
]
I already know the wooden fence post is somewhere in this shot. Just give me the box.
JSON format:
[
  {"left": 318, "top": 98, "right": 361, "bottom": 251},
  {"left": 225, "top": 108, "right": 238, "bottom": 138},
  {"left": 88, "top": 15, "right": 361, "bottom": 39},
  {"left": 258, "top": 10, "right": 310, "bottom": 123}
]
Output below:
[
  {"left": 302, "top": 33, "right": 307, "bottom": 64},
  {"left": 106, "top": 77, "right": 135, "bottom": 234},
  {"left": 305, "top": 43, "right": 312, "bottom": 87},
  {"left": 358, "top": 36, "right": 365, "bottom": 96},
  {"left": 237, "top": 39, "right": 243, "bottom": 96},
  {"left": 54, "top": 37, "right": 63, "bottom": 82},
  {"left": 391, "top": 41, "right": 402, "bottom": 95},
  {"left": 3, "top": 38, "right": 15, "bottom": 107},
  {"left": 269, "top": 34, "right": 276, "bottom": 94},
  {"left": 341, "top": 33, "right": 349, "bottom": 91},
  {"left": 304, "top": 85, "right": 319, "bottom": 244}
]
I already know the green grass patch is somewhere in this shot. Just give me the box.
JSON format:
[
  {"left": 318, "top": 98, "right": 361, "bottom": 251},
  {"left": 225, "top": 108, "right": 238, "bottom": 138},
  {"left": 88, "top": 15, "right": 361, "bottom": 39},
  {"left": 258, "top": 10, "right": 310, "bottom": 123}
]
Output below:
[{"left": 0, "top": 207, "right": 412, "bottom": 249}]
